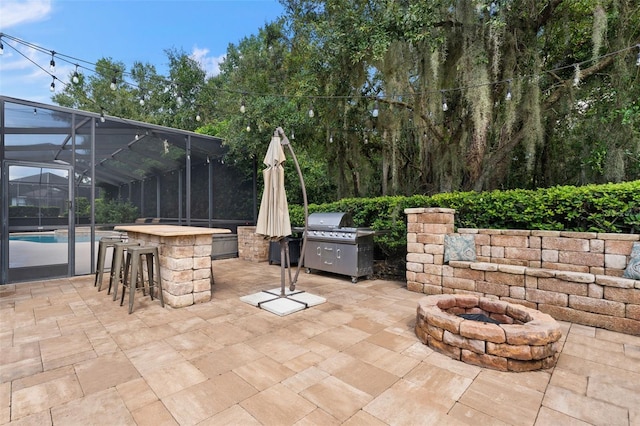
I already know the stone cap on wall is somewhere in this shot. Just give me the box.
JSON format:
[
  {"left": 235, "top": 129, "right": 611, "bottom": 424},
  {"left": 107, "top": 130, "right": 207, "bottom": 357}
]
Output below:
[{"left": 405, "top": 207, "right": 456, "bottom": 214}]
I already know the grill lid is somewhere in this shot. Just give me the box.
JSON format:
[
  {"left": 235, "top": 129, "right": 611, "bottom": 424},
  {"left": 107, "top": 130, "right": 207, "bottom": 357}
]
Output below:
[{"left": 307, "top": 212, "right": 354, "bottom": 229}]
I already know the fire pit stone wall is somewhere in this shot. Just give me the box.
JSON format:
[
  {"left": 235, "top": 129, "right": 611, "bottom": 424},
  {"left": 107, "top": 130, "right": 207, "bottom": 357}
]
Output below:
[{"left": 416, "top": 294, "right": 562, "bottom": 371}]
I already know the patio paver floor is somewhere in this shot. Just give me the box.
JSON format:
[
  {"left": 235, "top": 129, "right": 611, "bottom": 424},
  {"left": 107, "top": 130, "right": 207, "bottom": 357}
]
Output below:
[{"left": 1, "top": 258, "right": 639, "bottom": 425}]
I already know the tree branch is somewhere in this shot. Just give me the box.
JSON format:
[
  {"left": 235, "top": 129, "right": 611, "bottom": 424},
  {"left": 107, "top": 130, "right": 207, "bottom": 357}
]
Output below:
[
  {"left": 544, "top": 54, "right": 616, "bottom": 107},
  {"left": 537, "top": 0, "right": 565, "bottom": 28},
  {"left": 376, "top": 97, "right": 445, "bottom": 143}
]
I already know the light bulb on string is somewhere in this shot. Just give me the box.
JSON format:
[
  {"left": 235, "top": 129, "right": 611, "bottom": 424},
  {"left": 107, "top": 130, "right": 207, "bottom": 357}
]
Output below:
[
  {"left": 372, "top": 99, "right": 379, "bottom": 118},
  {"left": 72, "top": 65, "right": 80, "bottom": 84},
  {"left": 290, "top": 129, "right": 295, "bottom": 140},
  {"left": 329, "top": 133, "right": 333, "bottom": 143},
  {"left": 33, "top": 108, "right": 37, "bottom": 115},
  {"left": 49, "top": 76, "right": 56, "bottom": 92},
  {"left": 196, "top": 113, "right": 201, "bottom": 122},
  {"left": 110, "top": 75, "right": 117, "bottom": 90},
  {"left": 176, "top": 92, "right": 183, "bottom": 107},
  {"left": 505, "top": 79, "right": 512, "bottom": 101},
  {"left": 573, "top": 64, "right": 581, "bottom": 87},
  {"left": 441, "top": 91, "right": 448, "bottom": 112},
  {"left": 308, "top": 104, "right": 315, "bottom": 118},
  {"left": 246, "top": 123, "right": 251, "bottom": 132},
  {"left": 49, "top": 51, "right": 56, "bottom": 72},
  {"left": 240, "top": 99, "right": 246, "bottom": 114},
  {"left": 100, "top": 110, "right": 106, "bottom": 123},
  {"left": 636, "top": 44, "right": 640, "bottom": 66},
  {"left": 139, "top": 94, "right": 145, "bottom": 106},
  {"left": 0, "top": 40, "right": 4, "bottom": 55}
]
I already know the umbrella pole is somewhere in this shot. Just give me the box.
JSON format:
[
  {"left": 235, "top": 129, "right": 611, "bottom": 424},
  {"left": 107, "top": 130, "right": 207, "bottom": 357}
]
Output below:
[
  {"left": 280, "top": 239, "right": 286, "bottom": 297},
  {"left": 285, "top": 240, "right": 293, "bottom": 289},
  {"left": 276, "top": 127, "right": 308, "bottom": 292}
]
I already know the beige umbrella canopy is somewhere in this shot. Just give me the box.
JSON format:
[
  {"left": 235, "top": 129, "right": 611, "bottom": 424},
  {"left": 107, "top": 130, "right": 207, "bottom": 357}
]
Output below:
[{"left": 256, "top": 133, "right": 292, "bottom": 241}]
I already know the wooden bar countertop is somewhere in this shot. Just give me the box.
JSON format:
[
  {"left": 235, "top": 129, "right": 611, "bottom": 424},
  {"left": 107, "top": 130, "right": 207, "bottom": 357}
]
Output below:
[{"left": 114, "top": 224, "right": 232, "bottom": 237}]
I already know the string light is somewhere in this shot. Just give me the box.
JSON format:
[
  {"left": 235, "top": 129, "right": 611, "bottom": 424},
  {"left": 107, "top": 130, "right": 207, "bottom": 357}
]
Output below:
[
  {"left": 72, "top": 65, "right": 80, "bottom": 84},
  {"left": 290, "top": 129, "right": 295, "bottom": 140},
  {"left": 240, "top": 99, "right": 246, "bottom": 113},
  {"left": 139, "top": 93, "right": 145, "bottom": 106},
  {"left": 372, "top": 100, "right": 379, "bottom": 117},
  {"left": 100, "top": 110, "right": 106, "bottom": 123},
  {"left": 329, "top": 132, "right": 333, "bottom": 143},
  {"left": 196, "top": 113, "right": 201, "bottom": 122},
  {"left": 49, "top": 51, "right": 56, "bottom": 72},
  {"left": 50, "top": 76, "right": 56, "bottom": 92},
  {"left": 1, "top": 32, "right": 638, "bottom": 127},
  {"left": 246, "top": 122, "right": 251, "bottom": 132},
  {"left": 33, "top": 108, "right": 37, "bottom": 115}
]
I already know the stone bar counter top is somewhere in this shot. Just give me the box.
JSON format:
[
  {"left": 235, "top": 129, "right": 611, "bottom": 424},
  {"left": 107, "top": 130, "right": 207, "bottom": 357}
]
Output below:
[{"left": 114, "top": 225, "right": 231, "bottom": 308}]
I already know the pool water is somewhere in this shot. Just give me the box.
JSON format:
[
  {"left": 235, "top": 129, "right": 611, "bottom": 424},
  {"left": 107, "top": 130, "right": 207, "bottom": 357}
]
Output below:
[{"left": 10, "top": 235, "right": 94, "bottom": 243}]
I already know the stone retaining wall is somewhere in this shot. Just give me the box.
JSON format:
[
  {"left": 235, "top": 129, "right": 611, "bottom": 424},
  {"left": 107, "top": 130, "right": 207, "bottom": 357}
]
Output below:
[{"left": 405, "top": 208, "right": 640, "bottom": 335}]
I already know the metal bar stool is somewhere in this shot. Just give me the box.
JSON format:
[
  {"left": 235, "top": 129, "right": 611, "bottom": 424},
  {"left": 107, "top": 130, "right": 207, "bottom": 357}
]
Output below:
[
  {"left": 94, "top": 236, "right": 123, "bottom": 290},
  {"left": 120, "top": 245, "right": 164, "bottom": 314},
  {"left": 108, "top": 241, "right": 141, "bottom": 300}
]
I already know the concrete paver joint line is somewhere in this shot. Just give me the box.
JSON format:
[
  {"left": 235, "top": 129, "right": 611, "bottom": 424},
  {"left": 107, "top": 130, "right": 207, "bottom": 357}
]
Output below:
[{"left": 1, "top": 258, "right": 639, "bottom": 425}]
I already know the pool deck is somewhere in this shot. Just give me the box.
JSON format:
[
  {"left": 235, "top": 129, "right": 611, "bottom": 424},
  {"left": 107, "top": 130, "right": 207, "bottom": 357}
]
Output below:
[{"left": 1, "top": 258, "right": 639, "bottom": 425}]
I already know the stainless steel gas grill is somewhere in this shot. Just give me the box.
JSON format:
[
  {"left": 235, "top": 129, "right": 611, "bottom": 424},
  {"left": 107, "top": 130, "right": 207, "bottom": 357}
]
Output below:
[{"left": 302, "top": 212, "right": 375, "bottom": 283}]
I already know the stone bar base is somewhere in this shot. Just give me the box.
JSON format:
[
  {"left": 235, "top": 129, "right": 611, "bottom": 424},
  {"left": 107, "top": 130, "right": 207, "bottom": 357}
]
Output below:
[
  {"left": 127, "top": 233, "right": 214, "bottom": 308},
  {"left": 416, "top": 294, "right": 562, "bottom": 372}
]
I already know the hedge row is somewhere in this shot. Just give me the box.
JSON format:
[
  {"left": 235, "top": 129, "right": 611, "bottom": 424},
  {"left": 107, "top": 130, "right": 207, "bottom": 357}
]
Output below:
[
  {"left": 9, "top": 206, "right": 61, "bottom": 217},
  {"left": 289, "top": 181, "right": 640, "bottom": 259}
]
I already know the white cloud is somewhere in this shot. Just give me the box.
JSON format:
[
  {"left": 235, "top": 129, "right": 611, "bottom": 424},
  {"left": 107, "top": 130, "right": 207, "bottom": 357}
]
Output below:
[
  {"left": 0, "top": 0, "right": 52, "bottom": 28},
  {"left": 190, "top": 46, "right": 225, "bottom": 78}
]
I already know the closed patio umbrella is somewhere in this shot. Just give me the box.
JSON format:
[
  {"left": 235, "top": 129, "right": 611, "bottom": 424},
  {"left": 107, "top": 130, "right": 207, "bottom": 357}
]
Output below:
[
  {"left": 256, "top": 132, "right": 291, "bottom": 240},
  {"left": 256, "top": 131, "right": 293, "bottom": 297},
  {"left": 240, "top": 128, "right": 324, "bottom": 315}
]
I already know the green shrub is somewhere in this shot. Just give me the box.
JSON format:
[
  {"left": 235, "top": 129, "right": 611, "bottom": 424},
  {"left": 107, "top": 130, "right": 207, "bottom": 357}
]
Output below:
[
  {"left": 289, "top": 181, "right": 640, "bottom": 262},
  {"left": 95, "top": 199, "right": 139, "bottom": 224},
  {"left": 9, "top": 206, "right": 60, "bottom": 217}
]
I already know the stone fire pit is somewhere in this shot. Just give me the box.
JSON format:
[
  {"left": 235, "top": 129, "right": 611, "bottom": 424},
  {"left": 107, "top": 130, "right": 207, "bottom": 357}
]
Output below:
[{"left": 415, "top": 294, "right": 562, "bottom": 372}]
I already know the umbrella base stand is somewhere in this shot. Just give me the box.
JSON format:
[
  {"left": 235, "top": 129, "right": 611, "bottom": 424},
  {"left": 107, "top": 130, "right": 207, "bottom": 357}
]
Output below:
[
  {"left": 241, "top": 240, "right": 325, "bottom": 315},
  {"left": 240, "top": 287, "right": 326, "bottom": 316}
]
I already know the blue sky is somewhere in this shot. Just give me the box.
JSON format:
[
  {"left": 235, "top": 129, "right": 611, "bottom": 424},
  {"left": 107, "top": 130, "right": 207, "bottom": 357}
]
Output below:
[{"left": 0, "top": 0, "right": 285, "bottom": 104}]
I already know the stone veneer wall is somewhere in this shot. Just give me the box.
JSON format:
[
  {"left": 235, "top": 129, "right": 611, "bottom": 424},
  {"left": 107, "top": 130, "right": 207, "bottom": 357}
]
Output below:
[
  {"left": 133, "top": 233, "right": 213, "bottom": 307},
  {"left": 237, "top": 226, "right": 270, "bottom": 262},
  {"left": 405, "top": 208, "right": 640, "bottom": 335}
]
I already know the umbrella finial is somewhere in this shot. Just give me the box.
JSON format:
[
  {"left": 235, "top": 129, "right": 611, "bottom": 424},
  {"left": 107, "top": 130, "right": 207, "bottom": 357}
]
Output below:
[{"left": 275, "top": 127, "right": 290, "bottom": 146}]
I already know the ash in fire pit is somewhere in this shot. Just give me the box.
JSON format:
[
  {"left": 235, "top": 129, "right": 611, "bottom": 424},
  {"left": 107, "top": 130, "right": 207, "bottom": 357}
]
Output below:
[
  {"left": 458, "top": 313, "right": 501, "bottom": 325},
  {"left": 415, "top": 294, "right": 562, "bottom": 372}
]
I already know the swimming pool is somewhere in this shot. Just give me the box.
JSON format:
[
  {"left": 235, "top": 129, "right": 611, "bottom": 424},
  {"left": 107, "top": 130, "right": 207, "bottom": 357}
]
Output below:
[{"left": 9, "top": 235, "right": 94, "bottom": 243}]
